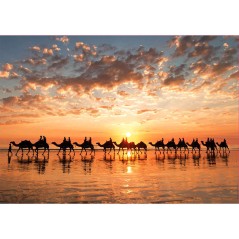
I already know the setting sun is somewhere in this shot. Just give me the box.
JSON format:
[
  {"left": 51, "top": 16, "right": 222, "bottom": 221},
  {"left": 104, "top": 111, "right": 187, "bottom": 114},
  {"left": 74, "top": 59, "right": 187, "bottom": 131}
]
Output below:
[{"left": 126, "top": 132, "right": 131, "bottom": 137}]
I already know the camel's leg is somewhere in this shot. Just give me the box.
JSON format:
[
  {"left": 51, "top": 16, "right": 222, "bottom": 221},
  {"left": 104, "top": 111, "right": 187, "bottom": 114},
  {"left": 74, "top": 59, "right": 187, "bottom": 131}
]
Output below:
[
  {"left": 85, "top": 148, "right": 87, "bottom": 155},
  {"left": 80, "top": 148, "right": 83, "bottom": 155},
  {"left": 21, "top": 148, "right": 24, "bottom": 155},
  {"left": 57, "top": 148, "right": 61, "bottom": 155},
  {"left": 16, "top": 148, "right": 20, "bottom": 156}
]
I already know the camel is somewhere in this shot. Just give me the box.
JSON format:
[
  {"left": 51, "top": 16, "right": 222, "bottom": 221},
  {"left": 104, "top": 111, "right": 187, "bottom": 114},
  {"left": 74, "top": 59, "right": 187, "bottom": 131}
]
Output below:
[
  {"left": 176, "top": 140, "right": 189, "bottom": 152},
  {"left": 96, "top": 141, "right": 115, "bottom": 154},
  {"left": 33, "top": 140, "right": 49, "bottom": 155},
  {"left": 113, "top": 140, "right": 136, "bottom": 154},
  {"left": 149, "top": 141, "right": 165, "bottom": 153},
  {"left": 113, "top": 140, "right": 128, "bottom": 154},
  {"left": 135, "top": 141, "right": 147, "bottom": 153},
  {"left": 10, "top": 140, "right": 34, "bottom": 156},
  {"left": 186, "top": 140, "right": 201, "bottom": 153},
  {"left": 201, "top": 140, "right": 217, "bottom": 153},
  {"left": 73, "top": 141, "right": 95, "bottom": 155},
  {"left": 52, "top": 141, "right": 75, "bottom": 155},
  {"left": 164, "top": 140, "right": 177, "bottom": 152},
  {"left": 216, "top": 141, "right": 230, "bottom": 153}
]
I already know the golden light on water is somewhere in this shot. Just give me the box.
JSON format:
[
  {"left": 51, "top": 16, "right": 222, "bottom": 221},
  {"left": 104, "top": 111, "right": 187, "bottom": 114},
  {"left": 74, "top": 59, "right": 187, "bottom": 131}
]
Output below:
[
  {"left": 127, "top": 151, "right": 131, "bottom": 157},
  {"left": 127, "top": 166, "right": 132, "bottom": 174}
]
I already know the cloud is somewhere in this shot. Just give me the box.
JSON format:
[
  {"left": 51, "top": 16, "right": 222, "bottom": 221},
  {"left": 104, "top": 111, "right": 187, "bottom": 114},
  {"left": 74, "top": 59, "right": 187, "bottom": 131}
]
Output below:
[
  {"left": 43, "top": 48, "right": 54, "bottom": 56},
  {"left": 30, "top": 46, "right": 41, "bottom": 52},
  {"left": 228, "top": 70, "right": 239, "bottom": 79},
  {"left": 2, "top": 63, "right": 13, "bottom": 71},
  {"left": 73, "top": 54, "right": 84, "bottom": 62},
  {"left": 0, "top": 120, "right": 33, "bottom": 126},
  {"left": 56, "top": 36, "right": 69, "bottom": 43},
  {"left": 0, "top": 71, "right": 9, "bottom": 78},
  {"left": 188, "top": 42, "right": 217, "bottom": 61},
  {"left": 117, "top": 90, "right": 130, "bottom": 97},
  {"left": 169, "top": 64, "right": 186, "bottom": 75},
  {"left": 25, "top": 58, "right": 47, "bottom": 66},
  {"left": 137, "top": 109, "right": 157, "bottom": 114},
  {"left": 19, "top": 65, "right": 32, "bottom": 74},
  {"left": 168, "top": 36, "right": 196, "bottom": 57},
  {"left": 163, "top": 75, "right": 185, "bottom": 86},
  {"left": 52, "top": 44, "right": 61, "bottom": 51},
  {"left": 48, "top": 57, "right": 69, "bottom": 70}
]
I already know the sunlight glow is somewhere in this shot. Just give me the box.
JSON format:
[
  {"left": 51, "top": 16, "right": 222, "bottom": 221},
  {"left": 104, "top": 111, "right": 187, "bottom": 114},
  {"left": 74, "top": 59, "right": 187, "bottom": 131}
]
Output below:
[
  {"left": 127, "top": 166, "right": 132, "bottom": 174},
  {"left": 127, "top": 151, "right": 131, "bottom": 157},
  {"left": 126, "top": 132, "right": 131, "bottom": 137}
]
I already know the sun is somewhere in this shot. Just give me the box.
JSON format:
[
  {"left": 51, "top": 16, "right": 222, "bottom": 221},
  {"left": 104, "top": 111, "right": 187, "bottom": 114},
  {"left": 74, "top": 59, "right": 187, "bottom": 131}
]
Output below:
[{"left": 126, "top": 132, "right": 131, "bottom": 137}]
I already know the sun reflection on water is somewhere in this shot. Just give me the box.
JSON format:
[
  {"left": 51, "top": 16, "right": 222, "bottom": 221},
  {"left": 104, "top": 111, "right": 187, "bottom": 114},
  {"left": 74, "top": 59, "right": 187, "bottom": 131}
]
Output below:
[{"left": 127, "top": 166, "right": 132, "bottom": 173}]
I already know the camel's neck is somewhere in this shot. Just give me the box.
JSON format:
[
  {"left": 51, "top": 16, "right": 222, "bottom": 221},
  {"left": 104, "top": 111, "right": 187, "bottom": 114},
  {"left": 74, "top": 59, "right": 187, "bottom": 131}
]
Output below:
[
  {"left": 113, "top": 142, "right": 120, "bottom": 147},
  {"left": 52, "top": 142, "right": 61, "bottom": 147},
  {"left": 97, "top": 143, "right": 103, "bottom": 147},
  {"left": 149, "top": 142, "right": 155, "bottom": 146},
  {"left": 11, "top": 142, "right": 19, "bottom": 146}
]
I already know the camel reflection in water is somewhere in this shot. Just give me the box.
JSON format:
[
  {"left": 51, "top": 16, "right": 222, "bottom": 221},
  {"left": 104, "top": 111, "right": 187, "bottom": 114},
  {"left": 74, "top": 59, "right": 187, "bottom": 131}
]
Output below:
[
  {"left": 34, "top": 154, "right": 49, "bottom": 174},
  {"left": 58, "top": 153, "right": 74, "bottom": 174}
]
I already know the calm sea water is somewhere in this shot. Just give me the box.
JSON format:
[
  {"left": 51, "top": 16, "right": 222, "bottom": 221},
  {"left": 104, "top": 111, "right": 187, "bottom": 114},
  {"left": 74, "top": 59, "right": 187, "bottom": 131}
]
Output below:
[{"left": 0, "top": 149, "right": 238, "bottom": 203}]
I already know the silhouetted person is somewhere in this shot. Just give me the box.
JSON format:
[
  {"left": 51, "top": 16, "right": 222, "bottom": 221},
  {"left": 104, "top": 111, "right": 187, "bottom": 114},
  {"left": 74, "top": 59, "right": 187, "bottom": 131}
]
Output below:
[
  {"left": 161, "top": 138, "right": 164, "bottom": 143},
  {"left": 89, "top": 137, "right": 92, "bottom": 144},
  {"left": 182, "top": 138, "right": 185, "bottom": 143},
  {"left": 179, "top": 138, "right": 182, "bottom": 143},
  {"left": 43, "top": 136, "right": 46, "bottom": 143},
  {"left": 223, "top": 138, "right": 226, "bottom": 143},
  {"left": 63, "top": 137, "right": 66, "bottom": 143},
  {"left": 109, "top": 138, "right": 113, "bottom": 144},
  {"left": 68, "top": 137, "right": 71, "bottom": 144},
  {"left": 84, "top": 137, "right": 87, "bottom": 143},
  {"left": 206, "top": 137, "right": 210, "bottom": 143},
  {"left": 8, "top": 143, "right": 12, "bottom": 155},
  {"left": 171, "top": 138, "right": 174, "bottom": 142},
  {"left": 121, "top": 138, "right": 125, "bottom": 143},
  {"left": 196, "top": 138, "right": 198, "bottom": 143},
  {"left": 39, "top": 136, "right": 43, "bottom": 141},
  {"left": 192, "top": 138, "right": 195, "bottom": 143}
]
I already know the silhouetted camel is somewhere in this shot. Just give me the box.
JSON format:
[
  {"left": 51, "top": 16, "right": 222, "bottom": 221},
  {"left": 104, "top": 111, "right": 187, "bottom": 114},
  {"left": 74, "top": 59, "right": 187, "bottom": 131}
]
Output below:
[
  {"left": 176, "top": 140, "right": 189, "bottom": 152},
  {"left": 135, "top": 141, "right": 147, "bottom": 153},
  {"left": 216, "top": 141, "right": 230, "bottom": 153},
  {"left": 113, "top": 140, "right": 136, "bottom": 153},
  {"left": 73, "top": 141, "right": 95, "bottom": 155},
  {"left": 164, "top": 140, "right": 177, "bottom": 152},
  {"left": 33, "top": 140, "right": 49, "bottom": 155},
  {"left": 96, "top": 141, "right": 115, "bottom": 154},
  {"left": 52, "top": 141, "right": 74, "bottom": 155},
  {"left": 149, "top": 141, "right": 165, "bottom": 152},
  {"left": 113, "top": 140, "right": 128, "bottom": 154},
  {"left": 10, "top": 140, "right": 34, "bottom": 156},
  {"left": 201, "top": 140, "right": 217, "bottom": 153},
  {"left": 186, "top": 141, "right": 201, "bottom": 153}
]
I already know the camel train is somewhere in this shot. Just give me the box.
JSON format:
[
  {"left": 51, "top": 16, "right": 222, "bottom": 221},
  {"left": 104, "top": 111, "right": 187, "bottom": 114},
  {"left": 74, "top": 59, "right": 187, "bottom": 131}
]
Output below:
[{"left": 9, "top": 136, "right": 230, "bottom": 155}]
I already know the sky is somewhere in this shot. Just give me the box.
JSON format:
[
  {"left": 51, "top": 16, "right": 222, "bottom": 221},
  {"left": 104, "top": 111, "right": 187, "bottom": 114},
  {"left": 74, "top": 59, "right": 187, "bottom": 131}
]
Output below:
[{"left": 0, "top": 35, "right": 238, "bottom": 148}]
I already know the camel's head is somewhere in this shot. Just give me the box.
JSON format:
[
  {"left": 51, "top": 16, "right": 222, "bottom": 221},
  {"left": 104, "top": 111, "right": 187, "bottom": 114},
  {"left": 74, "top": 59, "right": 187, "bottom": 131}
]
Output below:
[
  {"left": 10, "top": 141, "right": 14, "bottom": 144},
  {"left": 73, "top": 142, "right": 77, "bottom": 145},
  {"left": 51, "top": 142, "right": 56, "bottom": 144},
  {"left": 149, "top": 142, "right": 152, "bottom": 144}
]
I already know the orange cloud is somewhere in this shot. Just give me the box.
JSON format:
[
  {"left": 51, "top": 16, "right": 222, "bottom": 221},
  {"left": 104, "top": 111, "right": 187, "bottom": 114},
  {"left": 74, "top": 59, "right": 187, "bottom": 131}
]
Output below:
[
  {"left": 30, "top": 46, "right": 41, "bottom": 52},
  {"left": 3, "top": 63, "right": 13, "bottom": 71},
  {"left": 43, "top": 48, "right": 53, "bottom": 56},
  {"left": 56, "top": 36, "right": 69, "bottom": 43},
  {"left": 0, "top": 71, "right": 9, "bottom": 78}
]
